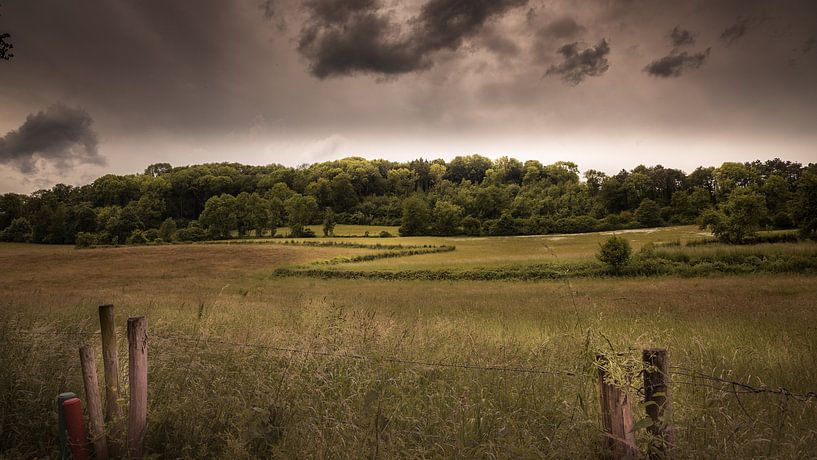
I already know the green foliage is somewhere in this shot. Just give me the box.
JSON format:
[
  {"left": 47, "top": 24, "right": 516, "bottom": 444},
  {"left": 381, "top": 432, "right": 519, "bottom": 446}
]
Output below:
[
  {"left": 158, "top": 218, "right": 178, "bottom": 242},
  {"left": 399, "top": 195, "right": 430, "bottom": 236},
  {"left": 200, "top": 194, "right": 238, "bottom": 239},
  {"left": 1, "top": 217, "right": 33, "bottom": 243},
  {"left": 793, "top": 170, "right": 817, "bottom": 238},
  {"left": 127, "top": 229, "right": 148, "bottom": 245},
  {"left": 700, "top": 188, "right": 768, "bottom": 243},
  {"left": 1, "top": 157, "right": 812, "bottom": 244},
  {"left": 431, "top": 201, "right": 464, "bottom": 236},
  {"left": 635, "top": 198, "right": 662, "bottom": 227},
  {"left": 597, "top": 236, "right": 632, "bottom": 272},
  {"left": 175, "top": 221, "right": 210, "bottom": 242},
  {"left": 285, "top": 195, "right": 319, "bottom": 237},
  {"left": 322, "top": 208, "right": 336, "bottom": 237},
  {"left": 74, "top": 232, "right": 96, "bottom": 248}
]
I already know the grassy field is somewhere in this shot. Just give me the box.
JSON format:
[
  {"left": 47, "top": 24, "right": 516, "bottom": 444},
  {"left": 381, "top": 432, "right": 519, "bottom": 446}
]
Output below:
[
  {"left": 272, "top": 225, "right": 713, "bottom": 270},
  {"left": 2, "top": 230, "right": 817, "bottom": 458}
]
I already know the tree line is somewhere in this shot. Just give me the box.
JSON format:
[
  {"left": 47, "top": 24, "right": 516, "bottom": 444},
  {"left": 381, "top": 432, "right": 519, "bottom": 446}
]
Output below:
[{"left": 1, "top": 156, "right": 815, "bottom": 245}]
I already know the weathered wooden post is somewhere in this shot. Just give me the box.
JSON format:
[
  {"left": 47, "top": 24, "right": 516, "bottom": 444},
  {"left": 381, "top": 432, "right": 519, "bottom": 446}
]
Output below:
[
  {"left": 79, "top": 345, "right": 109, "bottom": 460},
  {"left": 643, "top": 348, "right": 674, "bottom": 457},
  {"left": 98, "top": 304, "right": 121, "bottom": 422},
  {"left": 596, "top": 354, "right": 639, "bottom": 459},
  {"left": 127, "top": 316, "right": 148, "bottom": 459}
]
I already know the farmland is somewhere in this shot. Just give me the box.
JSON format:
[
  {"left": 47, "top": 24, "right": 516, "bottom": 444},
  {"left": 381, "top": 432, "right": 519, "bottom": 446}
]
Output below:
[{"left": 2, "top": 226, "right": 816, "bottom": 458}]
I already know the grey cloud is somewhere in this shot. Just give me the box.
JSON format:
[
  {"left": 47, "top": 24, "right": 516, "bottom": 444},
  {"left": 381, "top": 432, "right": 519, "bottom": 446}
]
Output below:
[
  {"left": 0, "top": 33, "right": 11, "bottom": 60},
  {"left": 644, "top": 49, "right": 710, "bottom": 78},
  {"left": 0, "top": 104, "right": 104, "bottom": 174},
  {"left": 546, "top": 39, "right": 610, "bottom": 85},
  {"left": 260, "top": 0, "right": 275, "bottom": 19},
  {"left": 539, "top": 17, "right": 585, "bottom": 40},
  {"left": 670, "top": 27, "right": 695, "bottom": 47},
  {"left": 481, "top": 28, "right": 521, "bottom": 57},
  {"left": 720, "top": 17, "right": 761, "bottom": 45},
  {"left": 297, "top": 0, "right": 528, "bottom": 78}
]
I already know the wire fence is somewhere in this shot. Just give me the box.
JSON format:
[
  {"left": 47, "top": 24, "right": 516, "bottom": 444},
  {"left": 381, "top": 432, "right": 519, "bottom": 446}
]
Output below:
[{"left": 9, "top": 327, "right": 817, "bottom": 403}]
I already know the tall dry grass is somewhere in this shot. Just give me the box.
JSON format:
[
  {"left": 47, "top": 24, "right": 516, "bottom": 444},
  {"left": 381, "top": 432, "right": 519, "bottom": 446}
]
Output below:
[{"left": 1, "top": 243, "right": 816, "bottom": 457}]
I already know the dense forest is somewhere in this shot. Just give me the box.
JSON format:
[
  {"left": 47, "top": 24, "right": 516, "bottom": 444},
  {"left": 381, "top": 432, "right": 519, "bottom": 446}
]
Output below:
[{"left": 1, "top": 156, "right": 816, "bottom": 245}]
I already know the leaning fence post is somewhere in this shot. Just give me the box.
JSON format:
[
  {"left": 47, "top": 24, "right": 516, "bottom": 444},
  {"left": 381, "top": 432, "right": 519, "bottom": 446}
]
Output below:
[
  {"left": 596, "top": 354, "right": 639, "bottom": 459},
  {"left": 127, "top": 317, "right": 148, "bottom": 459},
  {"left": 80, "top": 345, "right": 109, "bottom": 460},
  {"left": 643, "top": 348, "right": 674, "bottom": 457},
  {"left": 98, "top": 304, "right": 121, "bottom": 422}
]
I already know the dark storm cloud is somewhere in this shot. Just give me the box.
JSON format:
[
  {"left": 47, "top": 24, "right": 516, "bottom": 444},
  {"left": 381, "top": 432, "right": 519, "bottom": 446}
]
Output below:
[
  {"left": 0, "top": 105, "right": 104, "bottom": 174},
  {"left": 644, "top": 49, "right": 710, "bottom": 78},
  {"left": 720, "top": 16, "right": 761, "bottom": 45},
  {"left": 669, "top": 27, "right": 695, "bottom": 47},
  {"left": 297, "top": 0, "right": 528, "bottom": 78},
  {"left": 539, "top": 17, "right": 585, "bottom": 40},
  {"left": 545, "top": 39, "right": 610, "bottom": 85}
]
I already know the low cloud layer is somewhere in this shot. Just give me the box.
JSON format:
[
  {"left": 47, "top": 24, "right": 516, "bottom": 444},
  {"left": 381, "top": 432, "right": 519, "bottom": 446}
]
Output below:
[
  {"left": 297, "top": 0, "right": 528, "bottom": 78},
  {"left": 546, "top": 39, "right": 610, "bottom": 85},
  {"left": 0, "top": 105, "right": 104, "bottom": 174},
  {"left": 644, "top": 49, "right": 710, "bottom": 77}
]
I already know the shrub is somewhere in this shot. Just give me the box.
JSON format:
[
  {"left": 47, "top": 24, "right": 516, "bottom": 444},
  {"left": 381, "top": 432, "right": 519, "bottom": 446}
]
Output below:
[
  {"left": 175, "top": 222, "right": 210, "bottom": 242},
  {"left": 597, "top": 236, "right": 632, "bottom": 273},
  {"left": 127, "top": 230, "right": 148, "bottom": 245},
  {"left": 635, "top": 199, "right": 662, "bottom": 227},
  {"left": 143, "top": 228, "right": 159, "bottom": 242},
  {"left": 158, "top": 218, "right": 177, "bottom": 241},
  {"left": 461, "top": 216, "right": 481, "bottom": 236},
  {"left": 291, "top": 227, "right": 316, "bottom": 238},
  {"left": 379, "top": 231, "right": 392, "bottom": 238},
  {"left": 74, "top": 232, "right": 96, "bottom": 248},
  {"left": 1, "top": 217, "right": 33, "bottom": 243}
]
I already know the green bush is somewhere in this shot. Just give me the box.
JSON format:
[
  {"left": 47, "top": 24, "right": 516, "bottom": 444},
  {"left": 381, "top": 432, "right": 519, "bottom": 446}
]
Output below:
[
  {"left": 597, "top": 236, "right": 632, "bottom": 273},
  {"left": 379, "top": 231, "right": 392, "bottom": 238},
  {"left": 74, "top": 232, "right": 96, "bottom": 248},
  {"left": 1, "top": 217, "right": 33, "bottom": 243},
  {"left": 127, "top": 230, "right": 148, "bottom": 245},
  {"left": 143, "top": 228, "right": 159, "bottom": 242},
  {"left": 175, "top": 222, "right": 210, "bottom": 242}
]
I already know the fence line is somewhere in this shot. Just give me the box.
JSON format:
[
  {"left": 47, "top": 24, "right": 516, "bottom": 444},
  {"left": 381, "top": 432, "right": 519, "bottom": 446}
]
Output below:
[
  {"left": 9, "top": 328, "right": 817, "bottom": 401},
  {"left": 670, "top": 366, "right": 817, "bottom": 401},
  {"left": 151, "top": 333, "right": 578, "bottom": 376}
]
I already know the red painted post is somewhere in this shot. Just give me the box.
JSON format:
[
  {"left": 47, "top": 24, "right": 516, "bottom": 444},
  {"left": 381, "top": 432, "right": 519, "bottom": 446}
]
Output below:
[{"left": 62, "top": 398, "right": 90, "bottom": 460}]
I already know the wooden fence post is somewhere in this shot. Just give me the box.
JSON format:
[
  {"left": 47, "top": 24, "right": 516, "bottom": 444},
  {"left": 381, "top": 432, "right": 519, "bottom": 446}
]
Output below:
[
  {"left": 98, "top": 304, "right": 121, "bottom": 422},
  {"left": 596, "top": 354, "right": 639, "bottom": 459},
  {"left": 127, "top": 317, "right": 148, "bottom": 459},
  {"left": 643, "top": 348, "right": 674, "bottom": 457},
  {"left": 79, "top": 345, "right": 109, "bottom": 460}
]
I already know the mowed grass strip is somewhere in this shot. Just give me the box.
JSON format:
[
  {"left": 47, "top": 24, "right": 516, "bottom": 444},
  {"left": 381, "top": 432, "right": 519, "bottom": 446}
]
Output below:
[{"left": 1, "top": 242, "right": 816, "bottom": 457}]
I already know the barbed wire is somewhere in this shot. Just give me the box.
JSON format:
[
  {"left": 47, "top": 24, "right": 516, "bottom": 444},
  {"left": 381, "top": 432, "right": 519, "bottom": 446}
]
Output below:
[
  {"left": 151, "top": 333, "right": 579, "bottom": 377},
  {"left": 8, "top": 328, "right": 817, "bottom": 401},
  {"left": 669, "top": 366, "right": 817, "bottom": 401}
]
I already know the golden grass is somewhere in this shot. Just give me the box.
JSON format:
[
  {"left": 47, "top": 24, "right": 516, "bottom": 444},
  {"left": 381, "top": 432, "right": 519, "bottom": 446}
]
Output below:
[{"left": 1, "top": 241, "right": 816, "bottom": 457}]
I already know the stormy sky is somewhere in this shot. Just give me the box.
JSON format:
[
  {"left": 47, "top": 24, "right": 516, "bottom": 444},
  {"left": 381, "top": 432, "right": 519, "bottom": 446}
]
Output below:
[{"left": 1, "top": 0, "right": 816, "bottom": 192}]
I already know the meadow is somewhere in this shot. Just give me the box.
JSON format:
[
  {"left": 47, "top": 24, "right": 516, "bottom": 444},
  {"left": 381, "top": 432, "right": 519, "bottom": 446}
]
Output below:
[{"left": 1, "top": 227, "right": 816, "bottom": 458}]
